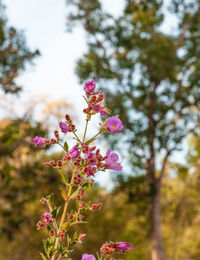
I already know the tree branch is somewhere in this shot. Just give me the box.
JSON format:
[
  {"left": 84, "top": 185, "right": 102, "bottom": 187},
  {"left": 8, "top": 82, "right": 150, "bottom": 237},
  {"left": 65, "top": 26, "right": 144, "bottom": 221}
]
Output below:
[{"left": 158, "top": 148, "right": 174, "bottom": 182}]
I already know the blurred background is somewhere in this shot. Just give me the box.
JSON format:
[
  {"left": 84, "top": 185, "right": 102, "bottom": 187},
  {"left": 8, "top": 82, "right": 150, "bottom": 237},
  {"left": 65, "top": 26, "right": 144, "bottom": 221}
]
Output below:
[{"left": 0, "top": 0, "right": 200, "bottom": 259}]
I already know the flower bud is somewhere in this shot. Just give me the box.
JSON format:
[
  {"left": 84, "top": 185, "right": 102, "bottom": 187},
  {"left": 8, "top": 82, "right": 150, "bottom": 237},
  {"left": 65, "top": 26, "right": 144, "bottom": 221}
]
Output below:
[
  {"left": 65, "top": 114, "right": 70, "bottom": 121},
  {"left": 78, "top": 234, "right": 86, "bottom": 240}
]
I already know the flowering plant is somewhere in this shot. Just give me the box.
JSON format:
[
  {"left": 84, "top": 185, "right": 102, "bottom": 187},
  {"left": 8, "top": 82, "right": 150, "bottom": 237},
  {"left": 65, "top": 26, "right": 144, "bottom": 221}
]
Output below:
[{"left": 33, "top": 80, "right": 136, "bottom": 259}]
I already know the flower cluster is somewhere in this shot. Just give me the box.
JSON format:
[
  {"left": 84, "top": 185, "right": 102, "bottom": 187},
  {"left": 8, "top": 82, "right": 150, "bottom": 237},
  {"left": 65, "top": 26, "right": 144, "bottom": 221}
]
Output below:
[
  {"left": 32, "top": 80, "right": 135, "bottom": 260},
  {"left": 100, "top": 241, "right": 136, "bottom": 255},
  {"left": 81, "top": 241, "right": 135, "bottom": 260},
  {"left": 83, "top": 80, "right": 111, "bottom": 119},
  {"left": 37, "top": 212, "right": 53, "bottom": 230}
]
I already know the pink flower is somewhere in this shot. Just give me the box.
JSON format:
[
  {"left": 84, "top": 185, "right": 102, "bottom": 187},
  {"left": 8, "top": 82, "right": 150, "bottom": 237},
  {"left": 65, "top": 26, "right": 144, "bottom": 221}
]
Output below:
[
  {"left": 59, "top": 122, "right": 69, "bottom": 133},
  {"left": 106, "top": 149, "right": 122, "bottom": 171},
  {"left": 42, "top": 212, "right": 52, "bottom": 224},
  {"left": 84, "top": 80, "right": 96, "bottom": 94},
  {"left": 82, "top": 254, "right": 96, "bottom": 260},
  {"left": 69, "top": 147, "right": 79, "bottom": 158},
  {"left": 33, "top": 136, "right": 45, "bottom": 146},
  {"left": 100, "top": 106, "right": 111, "bottom": 119},
  {"left": 107, "top": 116, "right": 123, "bottom": 133},
  {"left": 100, "top": 241, "right": 136, "bottom": 255},
  {"left": 91, "top": 104, "right": 100, "bottom": 111},
  {"left": 84, "top": 167, "right": 96, "bottom": 176},
  {"left": 117, "top": 242, "right": 134, "bottom": 253},
  {"left": 102, "top": 116, "right": 123, "bottom": 133},
  {"left": 85, "top": 151, "right": 96, "bottom": 166}
]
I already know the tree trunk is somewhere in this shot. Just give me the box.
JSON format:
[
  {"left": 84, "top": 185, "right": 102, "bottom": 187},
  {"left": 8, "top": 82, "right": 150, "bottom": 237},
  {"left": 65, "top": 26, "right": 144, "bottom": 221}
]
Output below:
[{"left": 151, "top": 184, "right": 163, "bottom": 260}]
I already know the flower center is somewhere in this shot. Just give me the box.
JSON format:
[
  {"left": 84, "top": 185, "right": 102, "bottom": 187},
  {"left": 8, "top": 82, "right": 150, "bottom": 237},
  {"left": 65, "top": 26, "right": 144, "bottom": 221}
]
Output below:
[{"left": 112, "top": 123, "right": 117, "bottom": 129}]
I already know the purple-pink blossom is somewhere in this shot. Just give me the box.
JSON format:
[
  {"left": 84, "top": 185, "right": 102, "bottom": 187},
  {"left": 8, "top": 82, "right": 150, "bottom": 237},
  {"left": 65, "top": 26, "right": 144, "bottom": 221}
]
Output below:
[
  {"left": 117, "top": 242, "right": 134, "bottom": 253},
  {"left": 42, "top": 212, "right": 52, "bottom": 223},
  {"left": 59, "top": 122, "right": 69, "bottom": 133},
  {"left": 69, "top": 147, "right": 79, "bottom": 158},
  {"left": 33, "top": 136, "right": 45, "bottom": 146},
  {"left": 85, "top": 167, "right": 96, "bottom": 176},
  {"left": 84, "top": 80, "right": 96, "bottom": 94},
  {"left": 85, "top": 151, "right": 96, "bottom": 166},
  {"left": 81, "top": 254, "right": 96, "bottom": 260},
  {"left": 106, "top": 116, "right": 123, "bottom": 133},
  {"left": 106, "top": 149, "right": 122, "bottom": 171}
]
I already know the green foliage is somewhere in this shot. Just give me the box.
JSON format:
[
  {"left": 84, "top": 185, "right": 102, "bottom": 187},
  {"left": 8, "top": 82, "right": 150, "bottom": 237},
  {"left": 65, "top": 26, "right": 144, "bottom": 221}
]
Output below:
[{"left": 0, "top": 1, "right": 39, "bottom": 94}]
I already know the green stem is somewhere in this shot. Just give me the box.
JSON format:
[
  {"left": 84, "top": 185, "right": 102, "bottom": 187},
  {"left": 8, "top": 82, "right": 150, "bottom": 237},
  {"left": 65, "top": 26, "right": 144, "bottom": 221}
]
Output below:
[
  {"left": 72, "top": 131, "right": 82, "bottom": 144},
  {"left": 82, "top": 119, "right": 89, "bottom": 144},
  {"left": 86, "top": 131, "right": 101, "bottom": 144},
  {"left": 57, "top": 142, "right": 65, "bottom": 150}
]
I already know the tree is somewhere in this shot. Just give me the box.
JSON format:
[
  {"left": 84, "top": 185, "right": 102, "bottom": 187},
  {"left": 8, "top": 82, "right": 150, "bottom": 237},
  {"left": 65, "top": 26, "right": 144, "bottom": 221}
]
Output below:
[
  {"left": 66, "top": 0, "right": 200, "bottom": 259},
  {"left": 0, "top": 1, "right": 39, "bottom": 94}
]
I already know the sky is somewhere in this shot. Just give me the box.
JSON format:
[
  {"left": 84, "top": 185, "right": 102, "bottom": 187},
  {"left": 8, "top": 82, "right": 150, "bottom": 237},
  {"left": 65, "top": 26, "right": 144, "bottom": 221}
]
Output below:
[{"left": 4, "top": 0, "right": 124, "bottom": 118}]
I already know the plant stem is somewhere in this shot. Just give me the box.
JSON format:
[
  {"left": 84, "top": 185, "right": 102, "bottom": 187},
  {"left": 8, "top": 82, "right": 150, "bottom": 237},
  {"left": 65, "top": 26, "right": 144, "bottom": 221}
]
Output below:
[
  {"left": 51, "top": 166, "right": 77, "bottom": 260},
  {"left": 57, "top": 142, "right": 65, "bottom": 150},
  {"left": 82, "top": 119, "right": 89, "bottom": 144},
  {"left": 86, "top": 131, "right": 101, "bottom": 144},
  {"left": 72, "top": 131, "right": 82, "bottom": 144}
]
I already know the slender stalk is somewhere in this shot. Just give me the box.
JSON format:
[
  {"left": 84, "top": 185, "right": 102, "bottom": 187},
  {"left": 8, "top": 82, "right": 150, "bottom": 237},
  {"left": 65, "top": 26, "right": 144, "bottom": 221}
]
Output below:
[
  {"left": 86, "top": 131, "right": 101, "bottom": 144},
  {"left": 82, "top": 119, "right": 89, "bottom": 144},
  {"left": 57, "top": 142, "right": 65, "bottom": 150},
  {"left": 51, "top": 166, "right": 77, "bottom": 260},
  {"left": 72, "top": 131, "right": 82, "bottom": 143}
]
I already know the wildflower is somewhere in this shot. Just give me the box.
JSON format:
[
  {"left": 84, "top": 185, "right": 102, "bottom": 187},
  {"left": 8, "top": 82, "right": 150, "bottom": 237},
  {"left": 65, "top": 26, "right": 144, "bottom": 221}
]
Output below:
[
  {"left": 59, "top": 122, "right": 69, "bottom": 133},
  {"left": 100, "top": 241, "right": 135, "bottom": 255},
  {"left": 42, "top": 212, "right": 53, "bottom": 225},
  {"left": 102, "top": 116, "right": 123, "bottom": 133},
  {"left": 117, "top": 242, "right": 134, "bottom": 253},
  {"left": 82, "top": 254, "right": 96, "bottom": 260},
  {"left": 84, "top": 80, "right": 96, "bottom": 94},
  {"left": 84, "top": 167, "right": 96, "bottom": 176},
  {"left": 106, "top": 149, "right": 122, "bottom": 171},
  {"left": 33, "top": 136, "right": 45, "bottom": 146},
  {"left": 69, "top": 147, "right": 79, "bottom": 158},
  {"left": 85, "top": 151, "right": 96, "bottom": 166},
  {"left": 91, "top": 104, "right": 100, "bottom": 112},
  {"left": 100, "top": 106, "right": 111, "bottom": 119}
]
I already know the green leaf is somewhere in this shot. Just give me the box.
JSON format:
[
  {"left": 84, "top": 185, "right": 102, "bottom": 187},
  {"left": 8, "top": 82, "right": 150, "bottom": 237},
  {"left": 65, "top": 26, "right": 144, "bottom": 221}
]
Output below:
[
  {"left": 85, "top": 137, "right": 96, "bottom": 144},
  {"left": 49, "top": 248, "right": 56, "bottom": 257},
  {"left": 60, "top": 222, "right": 69, "bottom": 231},
  {"left": 60, "top": 170, "right": 68, "bottom": 184},
  {"left": 64, "top": 141, "right": 69, "bottom": 151},
  {"left": 82, "top": 182, "right": 90, "bottom": 189},
  {"left": 47, "top": 225, "right": 51, "bottom": 232},
  {"left": 46, "top": 193, "right": 54, "bottom": 203},
  {"left": 40, "top": 252, "right": 47, "bottom": 260},
  {"left": 51, "top": 206, "right": 61, "bottom": 218},
  {"left": 82, "top": 95, "right": 88, "bottom": 103}
]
